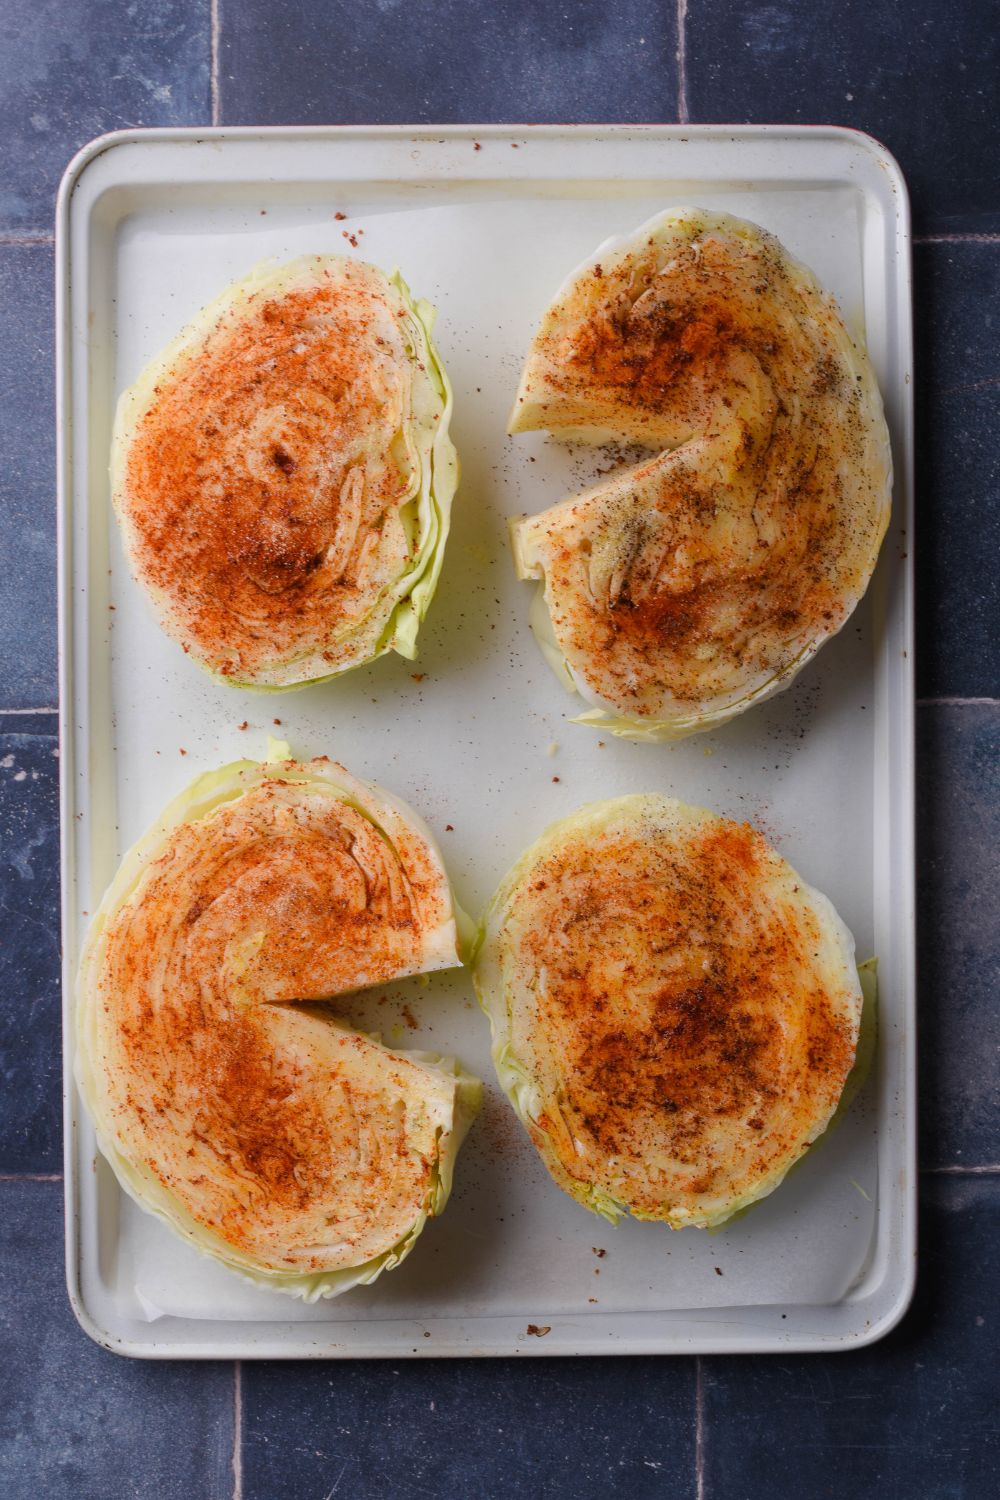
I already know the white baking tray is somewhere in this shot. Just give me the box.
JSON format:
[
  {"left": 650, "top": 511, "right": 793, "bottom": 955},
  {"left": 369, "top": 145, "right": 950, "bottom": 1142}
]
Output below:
[{"left": 57, "top": 125, "right": 915, "bottom": 1357}]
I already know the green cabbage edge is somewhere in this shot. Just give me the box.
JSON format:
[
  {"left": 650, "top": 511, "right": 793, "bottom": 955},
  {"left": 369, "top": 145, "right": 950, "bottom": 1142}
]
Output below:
[
  {"left": 521, "top": 573, "right": 829, "bottom": 744},
  {"left": 508, "top": 204, "right": 893, "bottom": 743},
  {"left": 76, "top": 745, "right": 482, "bottom": 1302},
  {"left": 224, "top": 271, "right": 458, "bottom": 692},
  {"left": 471, "top": 807, "right": 875, "bottom": 1231}
]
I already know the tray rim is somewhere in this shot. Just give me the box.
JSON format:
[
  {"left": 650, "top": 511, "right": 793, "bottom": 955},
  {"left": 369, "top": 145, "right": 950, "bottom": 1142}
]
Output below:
[{"left": 56, "top": 121, "right": 915, "bottom": 1359}]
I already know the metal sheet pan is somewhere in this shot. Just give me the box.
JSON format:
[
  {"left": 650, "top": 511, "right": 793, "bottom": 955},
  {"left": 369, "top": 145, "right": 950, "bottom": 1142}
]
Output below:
[{"left": 57, "top": 125, "right": 915, "bottom": 1357}]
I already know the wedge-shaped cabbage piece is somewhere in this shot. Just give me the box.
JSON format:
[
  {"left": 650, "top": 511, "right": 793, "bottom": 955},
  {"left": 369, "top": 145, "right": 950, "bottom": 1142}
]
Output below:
[
  {"left": 77, "top": 747, "right": 481, "bottom": 1300},
  {"left": 474, "top": 796, "right": 862, "bottom": 1229},
  {"left": 112, "top": 256, "right": 458, "bottom": 688},
  {"left": 509, "top": 208, "right": 892, "bottom": 739}
]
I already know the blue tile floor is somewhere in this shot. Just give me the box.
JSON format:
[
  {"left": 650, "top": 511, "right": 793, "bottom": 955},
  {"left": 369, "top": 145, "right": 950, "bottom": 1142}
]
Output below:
[
  {"left": 683, "top": 0, "right": 1000, "bottom": 236},
  {"left": 917, "top": 705, "right": 1000, "bottom": 1170},
  {"left": 1, "top": 0, "right": 997, "bottom": 1494},
  {"left": 702, "top": 1175, "right": 1000, "bottom": 1500},
  {"left": 0, "top": 1182, "right": 233, "bottom": 1499},
  {"left": 914, "top": 241, "right": 1000, "bottom": 700},
  {"left": 219, "top": 1, "right": 679, "bottom": 128},
  {"left": 0, "top": 0, "right": 209, "bottom": 234},
  {"left": 0, "top": 716, "right": 61, "bottom": 1172},
  {"left": 242, "top": 1358, "right": 696, "bottom": 1500},
  {"left": 0, "top": 249, "right": 57, "bottom": 709}
]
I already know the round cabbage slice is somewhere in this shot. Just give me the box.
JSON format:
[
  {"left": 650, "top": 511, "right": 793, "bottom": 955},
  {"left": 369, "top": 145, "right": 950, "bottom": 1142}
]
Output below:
[
  {"left": 508, "top": 208, "right": 892, "bottom": 740},
  {"left": 112, "top": 255, "right": 458, "bottom": 689},
  {"left": 77, "top": 746, "right": 481, "bottom": 1300},
  {"left": 474, "top": 796, "right": 863, "bottom": 1229}
]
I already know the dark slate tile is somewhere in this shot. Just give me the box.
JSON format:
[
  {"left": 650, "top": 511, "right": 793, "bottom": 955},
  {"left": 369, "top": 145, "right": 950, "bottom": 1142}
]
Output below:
[
  {"left": 914, "top": 241, "right": 1000, "bottom": 701},
  {"left": 685, "top": 0, "right": 1000, "bottom": 235},
  {"left": 0, "top": 0, "right": 209, "bottom": 233},
  {"left": 0, "top": 716, "right": 61, "bottom": 1172},
  {"left": 0, "top": 1179, "right": 233, "bottom": 1500},
  {"left": 243, "top": 1355, "right": 696, "bottom": 1500},
  {"left": 917, "top": 703, "right": 1000, "bottom": 1169},
  {"left": 220, "top": 0, "right": 676, "bottom": 126},
  {"left": 702, "top": 1173, "right": 1000, "bottom": 1500},
  {"left": 0, "top": 246, "right": 57, "bottom": 711}
]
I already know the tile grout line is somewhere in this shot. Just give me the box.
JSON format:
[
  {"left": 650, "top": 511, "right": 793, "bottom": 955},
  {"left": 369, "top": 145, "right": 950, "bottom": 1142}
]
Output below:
[
  {"left": 924, "top": 1164, "right": 1000, "bottom": 1176},
  {"left": 0, "top": 706, "right": 59, "bottom": 716},
  {"left": 914, "top": 233, "right": 1000, "bottom": 244},
  {"left": 939, "top": 376, "right": 1000, "bottom": 396},
  {"left": 916, "top": 696, "right": 999, "bottom": 707},
  {"left": 0, "top": 234, "right": 54, "bottom": 246},
  {"left": 676, "top": 0, "right": 689, "bottom": 124},
  {"left": 0, "top": 1173, "right": 63, "bottom": 1182},
  {"left": 695, "top": 1354, "right": 705, "bottom": 1500},
  {"left": 232, "top": 1359, "right": 243, "bottom": 1500},
  {"left": 210, "top": 0, "right": 221, "bottom": 127}
]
